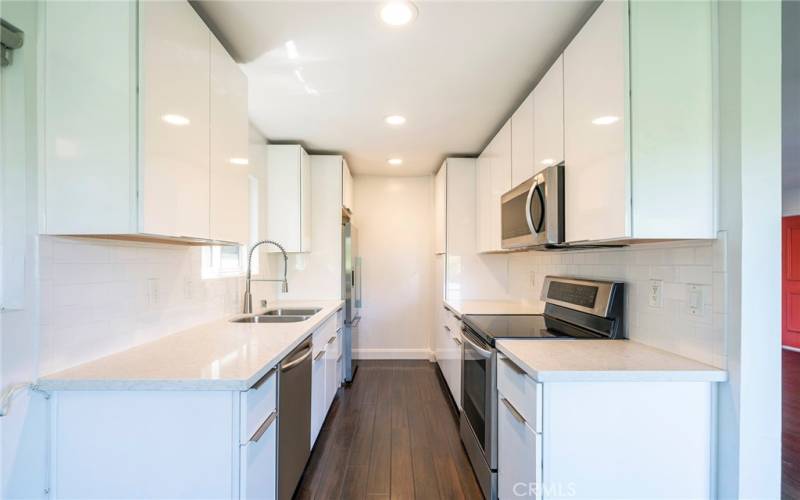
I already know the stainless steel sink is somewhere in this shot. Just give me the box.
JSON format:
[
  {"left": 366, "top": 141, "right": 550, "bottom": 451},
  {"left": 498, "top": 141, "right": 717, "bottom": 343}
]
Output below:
[
  {"left": 231, "top": 315, "right": 311, "bottom": 324},
  {"left": 262, "top": 308, "right": 322, "bottom": 316}
]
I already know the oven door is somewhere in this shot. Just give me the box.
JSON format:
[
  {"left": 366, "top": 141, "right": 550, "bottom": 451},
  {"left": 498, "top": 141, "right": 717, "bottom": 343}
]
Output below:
[{"left": 461, "top": 325, "right": 497, "bottom": 468}]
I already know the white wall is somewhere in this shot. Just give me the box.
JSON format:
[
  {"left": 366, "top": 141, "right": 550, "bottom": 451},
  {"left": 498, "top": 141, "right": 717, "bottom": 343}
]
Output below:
[{"left": 352, "top": 176, "right": 434, "bottom": 359}]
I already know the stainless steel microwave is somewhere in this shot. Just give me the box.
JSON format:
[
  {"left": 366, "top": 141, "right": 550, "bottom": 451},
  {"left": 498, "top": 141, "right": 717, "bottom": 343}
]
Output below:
[{"left": 500, "top": 163, "right": 564, "bottom": 250}]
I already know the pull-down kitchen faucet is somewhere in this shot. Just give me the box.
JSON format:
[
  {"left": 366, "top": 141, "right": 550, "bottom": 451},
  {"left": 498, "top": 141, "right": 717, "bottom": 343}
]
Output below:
[{"left": 242, "top": 240, "right": 289, "bottom": 314}]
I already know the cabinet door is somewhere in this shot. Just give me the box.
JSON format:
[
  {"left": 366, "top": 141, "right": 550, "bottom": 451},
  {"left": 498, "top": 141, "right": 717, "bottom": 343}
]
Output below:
[
  {"left": 511, "top": 91, "right": 535, "bottom": 187},
  {"left": 342, "top": 159, "right": 354, "bottom": 212},
  {"left": 447, "top": 332, "right": 463, "bottom": 410},
  {"left": 434, "top": 162, "right": 447, "bottom": 254},
  {"left": 498, "top": 392, "right": 541, "bottom": 500},
  {"left": 533, "top": 55, "right": 564, "bottom": 170},
  {"left": 140, "top": 0, "right": 210, "bottom": 239},
  {"left": 300, "top": 148, "right": 312, "bottom": 252},
  {"left": 490, "top": 120, "right": 512, "bottom": 251},
  {"left": 209, "top": 35, "right": 250, "bottom": 244},
  {"left": 240, "top": 411, "right": 277, "bottom": 500},
  {"left": 310, "top": 348, "right": 325, "bottom": 447},
  {"left": 325, "top": 334, "right": 339, "bottom": 410},
  {"left": 267, "top": 145, "right": 311, "bottom": 252},
  {"left": 476, "top": 152, "right": 492, "bottom": 253},
  {"left": 563, "top": 1, "right": 628, "bottom": 243}
]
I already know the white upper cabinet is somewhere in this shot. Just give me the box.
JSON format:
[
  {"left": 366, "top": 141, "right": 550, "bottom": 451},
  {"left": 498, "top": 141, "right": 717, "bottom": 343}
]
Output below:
[
  {"left": 477, "top": 119, "right": 512, "bottom": 253},
  {"left": 266, "top": 145, "right": 311, "bottom": 253},
  {"left": 342, "top": 159, "right": 354, "bottom": 213},
  {"left": 209, "top": 36, "right": 250, "bottom": 244},
  {"left": 533, "top": 55, "right": 564, "bottom": 171},
  {"left": 434, "top": 162, "right": 447, "bottom": 255},
  {"left": 139, "top": 0, "right": 210, "bottom": 239},
  {"left": 42, "top": 0, "right": 250, "bottom": 244},
  {"left": 511, "top": 90, "right": 535, "bottom": 187},
  {"left": 564, "top": 0, "right": 714, "bottom": 243}
]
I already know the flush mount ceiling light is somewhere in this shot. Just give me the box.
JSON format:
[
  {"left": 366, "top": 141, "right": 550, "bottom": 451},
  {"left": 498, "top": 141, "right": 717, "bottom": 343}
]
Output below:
[
  {"left": 591, "top": 115, "right": 620, "bottom": 125},
  {"left": 285, "top": 40, "right": 299, "bottom": 60},
  {"left": 540, "top": 158, "right": 555, "bottom": 166},
  {"left": 388, "top": 158, "right": 403, "bottom": 166},
  {"left": 161, "top": 114, "right": 190, "bottom": 126},
  {"left": 385, "top": 115, "right": 406, "bottom": 126},
  {"left": 380, "top": 1, "right": 418, "bottom": 26},
  {"left": 229, "top": 158, "right": 249, "bottom": 166}
]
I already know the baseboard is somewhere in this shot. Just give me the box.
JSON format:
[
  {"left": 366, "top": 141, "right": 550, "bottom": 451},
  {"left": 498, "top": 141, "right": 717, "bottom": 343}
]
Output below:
[{"left": 353, "top": 348, "right": 434, "bottom": 360}]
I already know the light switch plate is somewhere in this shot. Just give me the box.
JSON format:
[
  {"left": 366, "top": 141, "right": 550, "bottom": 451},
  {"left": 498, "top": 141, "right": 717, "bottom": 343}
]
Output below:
[{"left": 648, "top": 280, "right": 663, "bottom": 308}]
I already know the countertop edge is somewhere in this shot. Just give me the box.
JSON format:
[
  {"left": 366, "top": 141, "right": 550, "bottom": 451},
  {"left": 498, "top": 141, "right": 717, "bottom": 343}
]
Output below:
[
  {"left": 37, "top": 301, "right": 344, "bottom": 392},
  {"left": 497, "top": 341, "right": 728, "bottom": 383}
]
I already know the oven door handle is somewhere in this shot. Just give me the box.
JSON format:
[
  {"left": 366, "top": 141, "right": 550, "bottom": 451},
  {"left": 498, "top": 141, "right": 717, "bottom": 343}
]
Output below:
[{"left": 461, "top": 328, "right": 493, "bottom": 358}]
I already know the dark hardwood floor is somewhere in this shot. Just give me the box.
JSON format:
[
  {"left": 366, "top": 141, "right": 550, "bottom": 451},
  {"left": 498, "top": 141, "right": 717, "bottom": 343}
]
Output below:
[
  {"left": 786, "top": 349, "right": 800, "bottom": 499},
  {"left": 294, "top": 360, "right": 483, "bottom": 500}
]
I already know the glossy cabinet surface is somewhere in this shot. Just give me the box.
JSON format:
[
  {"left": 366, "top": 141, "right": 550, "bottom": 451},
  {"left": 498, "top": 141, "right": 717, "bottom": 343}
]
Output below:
[
  {"left": 477, "top": 119, "right": 512, "bottom": 253},
  {"left": 434, "top": 162, "right": 447, "bottom": 254},
  {"left": 266, "top": 145, "right": 312, "bottom": 252},
  {"left": 139, "top": 0, "right": 211, "bottom": 239},
  {"left": 240, "top": 413, "right": 277, "bottom": 499},
  {"left": 209, "top": 35, "right": 250, "bottom": 244},
  {"left": 563, "top": 0, "right": 628, "bottom": 243},
  {"left": 42, "top": 0, "right": 250, "bottom": 243},
  {"left": 533, "top": 55, "right": 564, "bottom": 172},
  {"left": 310, "top": 316, "right": 339, "bottom": 448},
  {"left": 342, "top": 159, "right": 354, "bottom": 213},
  {"left": 498, "top": 389, "right": 541, "bottom": 500},
  {"left": 511, "top": 90, "right": 535, "bottom": 187}
]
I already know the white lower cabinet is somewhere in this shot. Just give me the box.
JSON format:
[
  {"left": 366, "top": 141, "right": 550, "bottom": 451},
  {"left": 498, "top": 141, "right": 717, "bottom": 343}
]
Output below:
[
  {"left": 498, "top": 390, "right": 541, "bottom": 500},
  {"left": 438, "top": 308, "right": 462, "bottom": 409},
  {"left": 240, "top": 416, "right": 277, "bottom": 500},
  {"left": 310, "top": 314, "right": 340, "bottom": 448}
]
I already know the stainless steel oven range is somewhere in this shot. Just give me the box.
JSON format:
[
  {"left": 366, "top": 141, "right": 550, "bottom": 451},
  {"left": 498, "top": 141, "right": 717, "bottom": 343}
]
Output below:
[{"left": 459, "top": 276, "right": 625, "bottom": 500}]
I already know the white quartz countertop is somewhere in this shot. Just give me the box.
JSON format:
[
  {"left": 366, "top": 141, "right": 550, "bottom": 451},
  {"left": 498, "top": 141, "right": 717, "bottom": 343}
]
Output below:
[
  {"left": 443, "top": 299, "right": 542, "bottom": 318},
  {"left": 37, "top": 300, "right": 344, "bottom": 391},
  {"left": 497, "top": 339, "right": 727, "bottom": 383}
]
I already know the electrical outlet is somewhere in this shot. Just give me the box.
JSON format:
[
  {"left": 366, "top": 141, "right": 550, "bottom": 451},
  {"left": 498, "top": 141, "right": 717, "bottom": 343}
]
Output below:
[
  {"left": 146, "top": 278, "right": 160, "bottom": 307},
  {"left": 688, "top": 284, "right": 703, "bottom": 316},
  {"left": 648, "top": 280, "right": 663, "bottom": 308},
  {"left": 529, "top": 271, "right": 537, "bottom": 289}
]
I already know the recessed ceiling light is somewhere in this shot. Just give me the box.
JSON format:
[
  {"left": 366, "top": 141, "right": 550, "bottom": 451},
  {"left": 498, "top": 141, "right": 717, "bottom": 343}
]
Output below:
[
  {"left": 385, "top": 115, "right": 406, "bottom": 126},
  {"left": 380, "top": 1, "right": 418, "bottom": 26},
  {"left": 388, "top": 158, "right": 403, "bottom": 166},
  {"left": 540, "top": 158, "right": 555, "bottom": 166},
  {"left": 161, "top": 114, "right": 190, "bottom": 126},
  {"left": 591, "top": 115, "right": 620, "bottom": 126},
  {"left": 230, "top": 158, "right": 249, "bottom": 166}
]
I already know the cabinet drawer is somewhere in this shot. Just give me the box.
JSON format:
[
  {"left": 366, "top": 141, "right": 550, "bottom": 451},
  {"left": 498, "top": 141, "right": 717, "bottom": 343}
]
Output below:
[
  {"left": 497, "top": 354, "right": 542, "bottom": 432},
  {"left": 240, "top": 408, "right": 277, "bottom": 499},
  {"left": 498, "top": 388, "right": 542, "bottom": 500},
  {"left": 326, "top": 329, "right": 340, "bottom": 360},
  {"left": 240, "top": 368, "right": 277, "bottom": 443}
]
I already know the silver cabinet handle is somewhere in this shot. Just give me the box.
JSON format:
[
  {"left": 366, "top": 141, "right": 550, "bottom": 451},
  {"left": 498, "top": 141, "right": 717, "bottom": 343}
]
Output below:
[
  {"left": 336, "top": 327, "right": 342, "bottom": 333},
  {"left": 500, "top": 355, "right": 526, "bottom": 375},
  {"left": 444, "top": 325, "right": 451, "bottom": 332},
  {"left": 327, "top": 336, "right": 336, "bottom": 344},
  {"left": 452, "top": 336, "right": 463, "bottom": 346},
  {"left": 314, "top": 350, "right": 326, "bottom": 361},
  {"left": 250, "top": 410, "right": 277, "bottom": 443},
  {"left": 337, "top": 353, "right": 343, "bottom": 362},
  {"left": 501, "top": 398, "right": 526, "bottom": 425},
  {"left": 250, "top": 367, "right": 276, "bottom": 390}
]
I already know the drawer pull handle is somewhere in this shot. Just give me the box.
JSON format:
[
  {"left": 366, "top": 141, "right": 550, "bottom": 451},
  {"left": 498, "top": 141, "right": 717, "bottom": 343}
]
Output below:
[
  {"left": 500, "top": 355, "right": 526, "bottom": 375},
  {"left": 327, "top": 337, "right": 336, "bottom": 344},
  {"left": 314, "top": 350, "right": 326, "bottom": 361},
  {"left": 250, "top": 367, "right": 276, "bottom": 390},
  {"left": 452, "top": 336, "right": 463, "bottom": 346},
  {"left": 336, "top": 327, "right": 342, "bottom": 333},
  {"left": 444, "top": 325, "right": 451, "bottom": 332},
  {"left": 250, "top": 410, "right": 277, "bottom": 443},
  {"left": 337, "top": 354, "right": 343, "bottom": 361},
  {"left": 501, "top": 397, "right": 526, "bottom": 425}
]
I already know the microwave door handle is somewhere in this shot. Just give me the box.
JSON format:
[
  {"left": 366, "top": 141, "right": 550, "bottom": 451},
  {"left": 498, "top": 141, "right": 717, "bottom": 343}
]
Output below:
[{"left": 525, "top": 180, "right": 539, "bottom": 235}]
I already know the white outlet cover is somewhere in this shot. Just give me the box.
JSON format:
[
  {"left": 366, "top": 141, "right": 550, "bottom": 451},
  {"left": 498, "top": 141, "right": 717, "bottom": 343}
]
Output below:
[{"left": 648, "top": 279, "right": 663, "bottom": 308}]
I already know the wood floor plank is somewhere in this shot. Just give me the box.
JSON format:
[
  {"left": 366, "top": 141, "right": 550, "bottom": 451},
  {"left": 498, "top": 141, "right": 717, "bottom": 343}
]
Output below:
[{"left": 295, "top": 360, "right": 482, "bottom": 500}]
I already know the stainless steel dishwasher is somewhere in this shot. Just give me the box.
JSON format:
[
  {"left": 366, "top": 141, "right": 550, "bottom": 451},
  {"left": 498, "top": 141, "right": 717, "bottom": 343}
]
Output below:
[{"left": 277, "top": 339, "right": 312, "bottom": 500}]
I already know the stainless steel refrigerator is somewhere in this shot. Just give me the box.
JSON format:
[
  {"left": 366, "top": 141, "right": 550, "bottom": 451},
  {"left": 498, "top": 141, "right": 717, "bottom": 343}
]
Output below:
[{"left": 342, "top": 219, "right": 361, "bottom": 382}]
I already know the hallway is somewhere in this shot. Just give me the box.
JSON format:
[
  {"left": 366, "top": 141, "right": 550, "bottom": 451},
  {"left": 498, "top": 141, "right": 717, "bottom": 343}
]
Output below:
[{"left": 294, "top": 360, "right": 482, "bottom": 499}]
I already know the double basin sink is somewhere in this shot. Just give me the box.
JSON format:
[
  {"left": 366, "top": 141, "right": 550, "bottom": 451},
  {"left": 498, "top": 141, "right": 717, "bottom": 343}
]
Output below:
[{"left": 231, "top": 308, "right": 322, "bottom": 324}]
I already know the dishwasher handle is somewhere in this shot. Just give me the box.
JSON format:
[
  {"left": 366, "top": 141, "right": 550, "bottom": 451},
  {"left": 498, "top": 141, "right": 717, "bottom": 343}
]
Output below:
[{"left": 281, "top": 345, "right": 312, "bottom": 372}]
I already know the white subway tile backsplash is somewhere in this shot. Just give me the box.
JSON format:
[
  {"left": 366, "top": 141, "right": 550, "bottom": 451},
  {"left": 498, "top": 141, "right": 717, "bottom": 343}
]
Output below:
[
  {"left": 38, "top": 236, "right": 242, "bottom": 375},
  {"left": 507, "top": 237, "right": 727, "bottom": 368}
]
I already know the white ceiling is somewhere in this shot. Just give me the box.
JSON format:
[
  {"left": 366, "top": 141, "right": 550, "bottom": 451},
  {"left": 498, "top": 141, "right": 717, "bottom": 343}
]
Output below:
[{"left": 194, "top": 1, "right": 598, "bottom": 176}]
